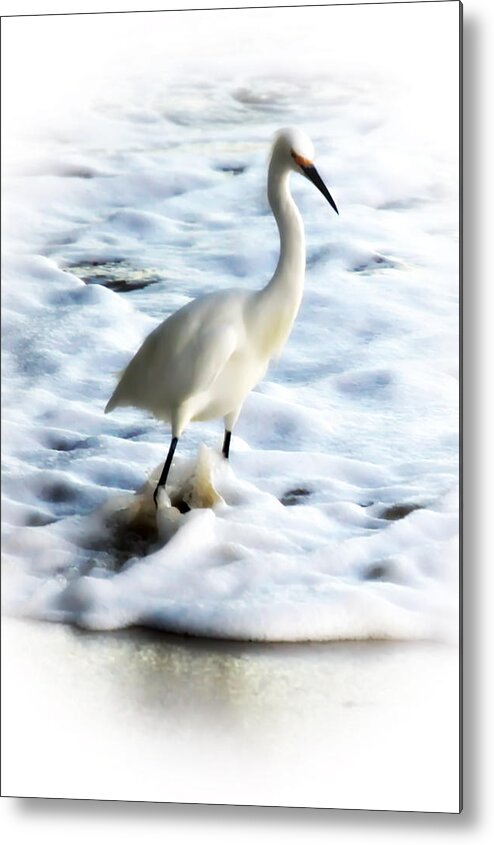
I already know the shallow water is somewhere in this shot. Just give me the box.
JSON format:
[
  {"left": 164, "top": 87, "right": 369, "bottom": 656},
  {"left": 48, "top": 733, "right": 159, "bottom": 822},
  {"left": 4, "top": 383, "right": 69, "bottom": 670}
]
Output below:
[{"left": 2, "top": 617, "right": 460, "bottom": 810}]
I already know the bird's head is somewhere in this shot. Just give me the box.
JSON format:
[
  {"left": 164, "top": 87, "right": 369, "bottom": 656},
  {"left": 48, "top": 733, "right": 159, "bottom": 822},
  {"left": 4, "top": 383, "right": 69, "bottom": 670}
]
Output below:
[{"left": 271, "top": 127, "right": 339, "bottom": 215}]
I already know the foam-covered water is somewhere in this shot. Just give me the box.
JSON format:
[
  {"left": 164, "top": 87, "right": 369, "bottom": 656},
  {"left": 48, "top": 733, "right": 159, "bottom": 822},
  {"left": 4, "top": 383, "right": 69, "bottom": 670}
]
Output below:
[{"left": 2, "top": 6, "right": 459, "bottom": 641}]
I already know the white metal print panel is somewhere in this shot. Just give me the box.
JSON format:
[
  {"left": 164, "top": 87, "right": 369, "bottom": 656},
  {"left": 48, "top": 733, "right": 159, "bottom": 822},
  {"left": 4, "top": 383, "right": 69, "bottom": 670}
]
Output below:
[{"left": 1, "top": 1, "right": 461, "bottom": 812}]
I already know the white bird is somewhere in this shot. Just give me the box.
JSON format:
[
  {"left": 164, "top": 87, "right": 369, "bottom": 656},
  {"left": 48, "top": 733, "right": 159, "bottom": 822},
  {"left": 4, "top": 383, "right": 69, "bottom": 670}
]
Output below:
[{"left": 105, "top": 127, "right": 338, "bottom": 506}]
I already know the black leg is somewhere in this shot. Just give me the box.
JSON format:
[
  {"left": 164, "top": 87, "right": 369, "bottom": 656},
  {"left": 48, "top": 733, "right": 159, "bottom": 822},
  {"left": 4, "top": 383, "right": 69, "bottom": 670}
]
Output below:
[
  {"left": 222, "top": 429, "right": 232, "bottom": 460},
  {"left": 153, "top": 436, "right": 178, "bottom": 507}
]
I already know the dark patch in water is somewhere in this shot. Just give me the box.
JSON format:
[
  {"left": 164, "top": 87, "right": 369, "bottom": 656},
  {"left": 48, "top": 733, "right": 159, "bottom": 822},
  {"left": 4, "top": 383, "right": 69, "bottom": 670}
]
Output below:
[
  {"left": 48, "top": 435, "right": 86, "bottom": 452},
  {"left": 353, "top": 253, "right": 397, "bottom": 274},
  {"left": 48, "top": 235, "right": 75, "bottom": 248},
  {"left": 39, "top": 481, "right": 77, "bottom": 504},
  {"left": 363, "top": 561, "right": 393, "bottom": 581},
  {"left": 82, "top": 513, "right": 160, "bottom": 573},
  {"left": 216, "top": 164, "right": 246, "bottom": 176},
  {"left": 122, "top": 428, "right": 147, "bottom": 440},
  {"left": 103, "top": 278, "right": 158, "bottom": 293},
  {"left": 379, "top": 503, "right": 423, "bottom": 521},
  {"left": 306, "top": 245, "right": 333, "bottom": 269},
  {"left": 173, "top": 498, "right": 191, "bottom": 514},
  {"left": 379, "top": 197, "right": 423, "bottom": 211},
  {"left": 59, "top": 166, "right": 97, "bottom": 179},
  {"left": 87, "top": 258, "right": 125, "bottom": 266},
  {"left": 232, "top": 86, "right": 291, "bottom": 111},
  {"left": 280, "top": 487, "right": 312, "bottom": 506},
  {"left": 68, "top": 260, "right": 163, "bottom": 293},
  {"left": 336, "top": 368, "right": 393, "bottom": 397},
  {"left": 25, "top": 511, "right": 57, "bottom": 527}
]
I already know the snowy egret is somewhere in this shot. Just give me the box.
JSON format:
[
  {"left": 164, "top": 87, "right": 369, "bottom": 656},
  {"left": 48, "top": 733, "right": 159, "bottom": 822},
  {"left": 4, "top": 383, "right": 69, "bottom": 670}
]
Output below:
[{"left": 105, "top": 127, "right": 338, "bottom": 506}]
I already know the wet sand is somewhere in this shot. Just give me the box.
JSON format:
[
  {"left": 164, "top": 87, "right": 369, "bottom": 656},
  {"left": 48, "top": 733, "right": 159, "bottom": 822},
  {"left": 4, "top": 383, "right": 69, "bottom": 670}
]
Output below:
[{"left": 1, "top": 618, "right": 460, "bottom": 811}]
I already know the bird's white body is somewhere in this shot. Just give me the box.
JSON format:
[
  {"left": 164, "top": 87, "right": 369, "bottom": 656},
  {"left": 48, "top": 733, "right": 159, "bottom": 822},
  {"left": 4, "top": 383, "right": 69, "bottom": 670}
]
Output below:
[
  {"left": 106, "top": 288, "right": 275, "bottom": 434},
  {"left": 105, "top": 128, "right": 322, "bottom": 441}
]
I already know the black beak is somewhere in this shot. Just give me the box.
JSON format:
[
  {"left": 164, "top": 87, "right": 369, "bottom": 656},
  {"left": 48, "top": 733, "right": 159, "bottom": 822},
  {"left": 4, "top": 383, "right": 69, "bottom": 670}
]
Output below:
[{"left": 302, "top": 164, "right": 339, "bottom": 215}]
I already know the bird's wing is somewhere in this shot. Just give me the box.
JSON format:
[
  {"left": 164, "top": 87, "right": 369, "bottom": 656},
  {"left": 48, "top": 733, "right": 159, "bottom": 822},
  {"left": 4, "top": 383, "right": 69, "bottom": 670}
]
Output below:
[
  {"left": 106, "top": 292, "right": 243, "bottom": 414},
  {"left": 165, "top": 319, "right": 238, "bottom": 402}
]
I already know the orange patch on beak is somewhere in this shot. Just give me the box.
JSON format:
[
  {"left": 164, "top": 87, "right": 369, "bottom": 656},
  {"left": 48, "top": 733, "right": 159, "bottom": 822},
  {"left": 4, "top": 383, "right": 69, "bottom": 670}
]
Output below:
[{"left": 291, "top": 151, "right": 313, "bottom": 168}]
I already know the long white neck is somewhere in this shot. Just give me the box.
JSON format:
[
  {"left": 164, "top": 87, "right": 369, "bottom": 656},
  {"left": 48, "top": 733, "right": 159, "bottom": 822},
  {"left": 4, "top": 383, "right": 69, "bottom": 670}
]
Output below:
[
  {"left": 266, "top": 157, "right": 306, "bottom": 290},
  {"left": 250, "top": 157, "right": 306, "bottom": 359}
]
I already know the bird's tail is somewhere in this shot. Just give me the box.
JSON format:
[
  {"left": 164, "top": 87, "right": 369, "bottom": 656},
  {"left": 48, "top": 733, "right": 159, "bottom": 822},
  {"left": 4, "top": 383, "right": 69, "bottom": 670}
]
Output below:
[
  {"left": 105, "top": 366, "right": 127, "bottom": 414},
  {"left": 105, "top": 380, "right": 124, "bottom": 414},
  {"left": 104, "top": 395, "right": 117, "bottom": 414}
]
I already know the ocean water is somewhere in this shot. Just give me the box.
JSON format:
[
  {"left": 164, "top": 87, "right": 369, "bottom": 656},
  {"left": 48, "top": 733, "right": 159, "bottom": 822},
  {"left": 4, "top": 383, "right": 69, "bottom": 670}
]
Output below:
[{"left": 1, "top": 6, "right": 459, "bottom": 642}]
